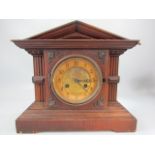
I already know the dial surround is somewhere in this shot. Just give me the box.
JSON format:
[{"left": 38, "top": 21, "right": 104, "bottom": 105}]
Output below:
[{"left": 50, "top": 55, "right": 102, "bottom": 105}]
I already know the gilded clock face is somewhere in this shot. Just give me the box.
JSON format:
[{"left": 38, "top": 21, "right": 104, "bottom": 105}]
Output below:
[{"left": 51, "top": 55, "right": 102, "bottom": 105}]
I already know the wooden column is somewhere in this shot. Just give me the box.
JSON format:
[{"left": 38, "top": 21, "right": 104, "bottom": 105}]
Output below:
[
  {"left": 27, "top": 49, "right": 45, "bottom": 102},
  {"left": 108, "top": 49, "right": 125, "bottom": 104},
  {"left": 44, "top": 50, "right": 55, "bottom": 106}
]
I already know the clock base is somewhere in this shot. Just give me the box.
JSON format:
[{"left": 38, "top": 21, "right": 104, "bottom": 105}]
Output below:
[{"left": 16, "top": 102, "right": 137, "bottom": 133}]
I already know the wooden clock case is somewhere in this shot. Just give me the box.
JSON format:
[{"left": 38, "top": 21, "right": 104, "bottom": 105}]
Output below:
[{"left": 13, "top": 21, "right": 139, "bottom": 133}]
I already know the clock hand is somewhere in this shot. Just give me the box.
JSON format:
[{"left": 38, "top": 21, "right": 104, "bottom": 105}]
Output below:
[{"left": 73, "top": 78, "right": 88, "bottom": 92}]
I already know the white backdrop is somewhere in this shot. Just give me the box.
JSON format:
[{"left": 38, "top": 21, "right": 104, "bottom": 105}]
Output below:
[{"left": 0, "top": 20, "right": 155, "bottom": 134}]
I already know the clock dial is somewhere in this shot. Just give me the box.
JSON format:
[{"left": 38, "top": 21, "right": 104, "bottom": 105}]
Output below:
[{"left": 51, "top": 56, "right": 102, "bottom": 105}]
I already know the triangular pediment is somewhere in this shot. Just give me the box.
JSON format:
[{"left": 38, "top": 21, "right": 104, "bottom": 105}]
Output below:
[{"left": 28, "top": 21, "right": 126, "bottom": 40}]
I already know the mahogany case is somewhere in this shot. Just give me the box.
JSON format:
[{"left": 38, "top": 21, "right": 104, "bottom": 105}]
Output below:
[{"left": 12, "top": 21, "right": 139, "bottom": 133}]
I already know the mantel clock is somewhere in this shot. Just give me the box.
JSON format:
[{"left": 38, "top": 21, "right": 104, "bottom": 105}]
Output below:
[{"left": 13, "top": 21, "right": 139, "bottom": 133}]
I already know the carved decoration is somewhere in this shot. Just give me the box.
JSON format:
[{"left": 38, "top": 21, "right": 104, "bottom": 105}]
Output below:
[
  {"left": 48, "top": 51, "right": 55, "bottom": 62},
  {"left": 98, "top": 50, "right": 105, "bottom": 64},
  {"left": 48, "top": 97, "right": 56, "bottom": 107},
  {"left": 95, "top": 96, "right": 104, "bottom": 107}
]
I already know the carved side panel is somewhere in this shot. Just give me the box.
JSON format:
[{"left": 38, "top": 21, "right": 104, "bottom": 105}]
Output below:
[
  {"left": 26, "top": 49, "right": 45, "bottom": 102},
  {"left": 108, "top": 49, "right": 126, "bottom": 103}
]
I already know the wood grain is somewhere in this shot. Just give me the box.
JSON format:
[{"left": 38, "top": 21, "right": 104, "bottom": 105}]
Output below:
[{"left": 16, "top": 102, "right": 136, "bottom": 133}]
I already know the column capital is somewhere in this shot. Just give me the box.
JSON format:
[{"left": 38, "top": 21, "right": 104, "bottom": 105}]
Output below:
[
  {"left": 110, "top": 49, "right": 126, "bottom": 56},
  {"left": 25, "top": 48, "right": 43, "bottom": 56}
]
